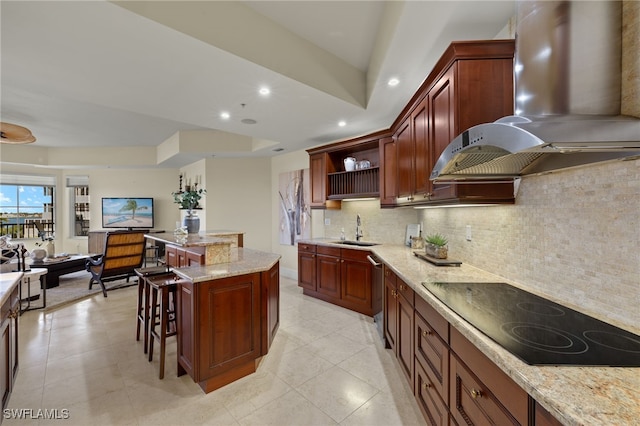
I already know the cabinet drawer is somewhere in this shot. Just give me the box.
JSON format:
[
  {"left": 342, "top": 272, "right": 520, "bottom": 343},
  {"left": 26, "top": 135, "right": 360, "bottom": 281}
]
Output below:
[
  {"left": 340, "top": 247, "right": 371, "bottom": 262},
  {"left": 317, "top": 245, "right": 341, "bottom": 256},
  {"left": 396, "top": 277, "right": 414, "bottom": 307},
  {"left": 415, "top": 296, "right": 448, "bottom": 342},
  {"left": 450, "top": 327, "right": 528, "bottom": 425},
  {"left": 384, "top": 266, "right": 397, "bottom": 284},
  {"left": 450, "top": 353, "right": 521, "bottom": 426},
  {"left": 298, "top": 243, "right": 316, "bottom": 253},
  {"left": 415, "top": 358, "right": 449, "bottom": 426},
  {"left": 415, "top": 311, "right": 449, "bottom": 401}
]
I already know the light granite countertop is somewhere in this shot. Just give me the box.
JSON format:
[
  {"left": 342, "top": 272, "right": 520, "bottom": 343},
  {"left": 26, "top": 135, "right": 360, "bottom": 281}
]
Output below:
[
  {"left": 369, "top": 243, "right": 640, "bottom": 426},
  {"left": 171, "top": 248, "right": 280, "bottom": 283},
  {"left": 0, "top": 272, "right": 22, "bottom": 307},
  {"left": 145, "top": 232, "right": 235, "bottom": 247}
]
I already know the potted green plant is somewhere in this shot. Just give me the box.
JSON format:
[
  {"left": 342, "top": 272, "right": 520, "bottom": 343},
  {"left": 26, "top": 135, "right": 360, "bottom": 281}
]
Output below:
[
  {"left": 425, "top": 233, "right": 448, "bottom": 259},
  {"left": 172, "top": 188, "right": 206, "bottom": 210}
]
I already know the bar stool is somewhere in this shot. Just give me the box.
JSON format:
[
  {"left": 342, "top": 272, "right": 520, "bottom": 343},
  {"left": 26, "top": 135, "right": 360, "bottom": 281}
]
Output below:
[
  {"left": 134, "top": 265, "right": 170, "bottom": 354},
  {"left": 147, "top": 273, "right": 179, "bottom": 379}
]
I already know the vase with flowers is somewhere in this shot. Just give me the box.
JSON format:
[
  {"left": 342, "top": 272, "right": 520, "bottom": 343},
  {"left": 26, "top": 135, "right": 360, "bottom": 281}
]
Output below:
[{"left": 172, "top": 184, "right": 206, "bottom": 234}]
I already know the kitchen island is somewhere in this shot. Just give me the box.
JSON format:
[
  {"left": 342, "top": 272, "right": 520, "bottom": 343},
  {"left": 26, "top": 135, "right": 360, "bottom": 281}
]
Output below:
[{"left": 171, "top": 248, "right": 280, "bottom": 393}]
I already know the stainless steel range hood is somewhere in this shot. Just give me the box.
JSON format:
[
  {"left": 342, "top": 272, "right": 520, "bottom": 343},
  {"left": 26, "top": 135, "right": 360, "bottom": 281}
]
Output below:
[{"left": 431, "top": 0, "right": 640, "bottom": 181}]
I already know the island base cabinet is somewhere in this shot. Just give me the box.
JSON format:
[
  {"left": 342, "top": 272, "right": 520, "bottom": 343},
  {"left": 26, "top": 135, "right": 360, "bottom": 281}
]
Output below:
[{"left": 177, "top": 266, "right": 279, "bottom": 394}]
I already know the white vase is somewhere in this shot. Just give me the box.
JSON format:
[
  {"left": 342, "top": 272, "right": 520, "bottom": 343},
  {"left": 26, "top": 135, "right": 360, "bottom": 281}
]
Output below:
[{"left": 45, "top": 240, "right": 55, "bottom": 258}]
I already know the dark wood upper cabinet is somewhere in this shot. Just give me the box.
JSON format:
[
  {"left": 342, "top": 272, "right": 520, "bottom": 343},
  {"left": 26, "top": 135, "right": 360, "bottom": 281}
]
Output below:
[{"left": 308, "top": 39, "right": 516, "bottom": 208}]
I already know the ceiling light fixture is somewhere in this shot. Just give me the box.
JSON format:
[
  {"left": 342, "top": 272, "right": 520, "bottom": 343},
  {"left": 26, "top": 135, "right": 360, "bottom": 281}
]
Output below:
[
  {"left": 338, "top": 121, "right": 346, "bottom": 127},
  {"left": 388, "top": 78, "right": 400, "bottom": 87},
  {"left": 220, "top": 112, "right": 230, "bottom": 120},
  {"left": 0, "top": 122, "right": 36, "bottom": 144},
  {"left": 241, "top": 118, "right": 257, "bottom": 125},
  {"left": 259, "top": 87, "right": 270, "bottom": 96}
]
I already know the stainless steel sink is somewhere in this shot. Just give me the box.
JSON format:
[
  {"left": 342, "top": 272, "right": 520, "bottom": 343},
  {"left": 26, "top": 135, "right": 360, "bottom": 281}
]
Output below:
[{"left": 331, "top": 240, "right": 379, "bottom": 247}]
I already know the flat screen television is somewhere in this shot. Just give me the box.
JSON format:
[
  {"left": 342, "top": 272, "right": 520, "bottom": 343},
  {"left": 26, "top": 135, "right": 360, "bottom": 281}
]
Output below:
[{"left": 101, "top": 197, "right": 154, "bottom": 229}]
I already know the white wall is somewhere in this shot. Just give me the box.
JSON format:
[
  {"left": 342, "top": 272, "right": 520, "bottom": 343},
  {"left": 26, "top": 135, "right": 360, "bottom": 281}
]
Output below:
[{"left": 205, "top": 157, "right": 272, "bottom": 251}]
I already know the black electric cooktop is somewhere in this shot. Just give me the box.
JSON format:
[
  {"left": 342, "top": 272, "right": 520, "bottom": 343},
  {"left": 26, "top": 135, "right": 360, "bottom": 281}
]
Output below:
[{"left": 422, "top": 282, "right": 640, "bottom": 366}]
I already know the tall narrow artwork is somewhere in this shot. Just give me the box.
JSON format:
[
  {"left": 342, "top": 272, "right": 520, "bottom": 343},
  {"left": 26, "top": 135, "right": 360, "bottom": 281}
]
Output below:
[{"left": 278, "top": 168, "right": 311, "bottom": 245}]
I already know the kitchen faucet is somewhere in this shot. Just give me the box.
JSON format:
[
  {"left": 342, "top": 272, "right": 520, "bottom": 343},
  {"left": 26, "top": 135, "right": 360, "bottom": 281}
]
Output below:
[{"left": 356, "top": 214, "right": 363, "bottom": 241}]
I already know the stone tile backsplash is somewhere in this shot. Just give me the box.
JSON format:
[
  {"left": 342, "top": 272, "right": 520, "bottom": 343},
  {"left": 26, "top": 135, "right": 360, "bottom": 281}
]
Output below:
[{"left": 417, "top": 159, "right": 640, "bottom": 330}]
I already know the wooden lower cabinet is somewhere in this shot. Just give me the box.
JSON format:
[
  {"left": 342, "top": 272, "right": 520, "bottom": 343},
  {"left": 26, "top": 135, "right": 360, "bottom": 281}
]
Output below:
[
  {"left": 381, "top": 264, "right": 563, "bottom": 426},
  {"left": 1, "top": 286, "right": 19, "bottom": 412},
  {"left": 176, "top": 263, "right": 279, "bottom": 393},
  {"left": 383, "top": 266, "right": 414, "bottom": 384},
  {"left": 297, "top": 243, "right": 317, "bottom": 291},
  {"left": 165, "top": 244, "right": 205, "bottom": 268},
  {"left": 298, "top": 244, "right": 377, "bottom": 316}
]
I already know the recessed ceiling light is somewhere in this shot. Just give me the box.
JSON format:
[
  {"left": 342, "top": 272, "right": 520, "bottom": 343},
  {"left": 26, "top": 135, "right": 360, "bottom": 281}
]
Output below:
[
  {"left": 273, "top": 147, "right": 284, "bottom": 152},
  {"left": 338, "top": 121, "right": 346, "bottom": 127},
  {"left": 220, "top": 112, "right": 230, "bottom": 120},
  {"left": 241, "top": 118, "right": 257, "bottom": 125},
  {"left": 388, "top": 78, "right": 400, "bottom": 87},
  {"left": 259, "top": 87, "right": 270, "bottom": 96}
]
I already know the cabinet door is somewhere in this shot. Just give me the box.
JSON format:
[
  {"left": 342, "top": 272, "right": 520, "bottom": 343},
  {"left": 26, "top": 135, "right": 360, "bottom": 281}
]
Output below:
[
  {"left": 411, "top": 98, "right": 431, "bottom": 200},
  {"left": 395, "top": 118, "right": 413, "bottom": 199},
  {"left": 165, "top": 245, "right": 178, "bottom": 267},
  {"left": 261, "top": 263, "right": 280, "bottom": 355},
  {"left": 0, "top": 311, "right": 9, "bottom": 410},
  {"left": 297, "top": 251, "right": 317, "bottom": 291},
  {"left": 379, "top": 137, "right": 397, "bottom": 207},
  {"left": 197, "top": 273, "right": 262, "bottom": 381},
  {"left": 185, "top": 249, "right": 204, "bottom": 267},
  {"left": 383, "top": 267, "right": 397, "bottom": 350},
  {"left": 310, "top": 152, "right": 327, "bottom": 208},
  {"left": 340, "top": 252, "right": 372, "bottom": 314},
  {"left": 316, "top": 253, "right": 341, "bottom": 299},
  {"left": 176, "top": 279, "right": 195, "bottom": 379},
  {"left": 397, "top": 282, "right": 414, "bottom": 385},
  {"left": 429, "top": 65, "right": 457, "bottom": 201}
]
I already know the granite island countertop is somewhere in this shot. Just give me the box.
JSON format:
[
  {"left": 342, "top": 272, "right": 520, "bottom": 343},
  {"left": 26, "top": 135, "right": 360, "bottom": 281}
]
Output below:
[
  {"left": 171, "top": 248, "right": 280, "bottom": 283},
  {"left": 370, "top": 243, "right": 640, "bottom": 426},
  {"left": 145, "top": 232, "right": 234, "bottom": 247}
]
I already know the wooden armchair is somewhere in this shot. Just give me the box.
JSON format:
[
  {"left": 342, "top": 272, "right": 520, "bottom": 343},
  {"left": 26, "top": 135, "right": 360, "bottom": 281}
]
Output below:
[{"left": 86, "top": 230, "right": 146, "bottom": 297}]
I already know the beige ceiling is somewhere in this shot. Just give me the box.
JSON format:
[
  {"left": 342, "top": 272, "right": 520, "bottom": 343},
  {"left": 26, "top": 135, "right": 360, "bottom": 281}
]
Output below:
[{"left": 0, "top": 1, "right": 515, "bottom": 168}]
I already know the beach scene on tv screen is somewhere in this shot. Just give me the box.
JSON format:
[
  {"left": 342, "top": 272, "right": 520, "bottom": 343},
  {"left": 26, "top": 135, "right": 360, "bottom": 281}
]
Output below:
[{"left": 102, "top": 198, "right": 153, "bottom": 228}]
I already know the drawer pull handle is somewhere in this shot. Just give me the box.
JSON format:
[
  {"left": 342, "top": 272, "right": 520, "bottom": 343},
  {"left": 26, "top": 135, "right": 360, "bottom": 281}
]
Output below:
[
  {"left": 470, "top": 389, "right": 483, "bottom": 399},
  {"left": 423, "top": 382, "right": 431, "bottom": 390},
  {"left": 399, "top": 284, "right": 405, "bottom": 291},
  {"left": 422, "top": 330, "right": 432, "bottom": 337}
]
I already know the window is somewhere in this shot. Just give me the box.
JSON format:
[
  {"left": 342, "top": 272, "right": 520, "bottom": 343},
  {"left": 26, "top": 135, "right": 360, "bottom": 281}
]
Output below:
[
  {"left": 0, "top": 175, "right": 55, "bottom": 239},
  {"left": 73, "top": 187, "right": 90, "bottom": 236}
]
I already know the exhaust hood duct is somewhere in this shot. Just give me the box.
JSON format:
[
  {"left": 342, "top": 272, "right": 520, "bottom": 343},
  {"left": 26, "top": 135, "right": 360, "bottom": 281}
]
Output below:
[{"left": 431, "top": 0, "right": 640, "bottom": 181}]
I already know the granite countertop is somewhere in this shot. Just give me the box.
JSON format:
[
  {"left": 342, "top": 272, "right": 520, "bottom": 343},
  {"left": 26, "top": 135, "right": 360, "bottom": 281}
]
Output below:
[
  {"left": 370, "top": 244, "right": 640, "bottom": 426},
  {"left": 0, "top": 272, "right": 22, "bottom": 307},
  {"left": 145, "top": 232, "right": 235, "bottom": 247},
  {"left": 171, "top": 248, "right": 280, "bottom": 283},
  {"left": 298, "top": 238, "right": 381, "bottom": 252}
]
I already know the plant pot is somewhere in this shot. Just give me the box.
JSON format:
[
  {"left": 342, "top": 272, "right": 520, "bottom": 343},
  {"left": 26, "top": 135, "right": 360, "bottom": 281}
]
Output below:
[
  {"left": 425, "top": 243, "right": 448, "bottom": 259},
  {"left": 183, "top": 210, "right": 200, "bottom": 234}
]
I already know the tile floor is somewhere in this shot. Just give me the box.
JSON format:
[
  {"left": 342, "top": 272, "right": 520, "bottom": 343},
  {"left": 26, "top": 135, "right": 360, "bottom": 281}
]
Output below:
[{"left": 5, "top": 276, "right": 425, "bottom": 425}]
